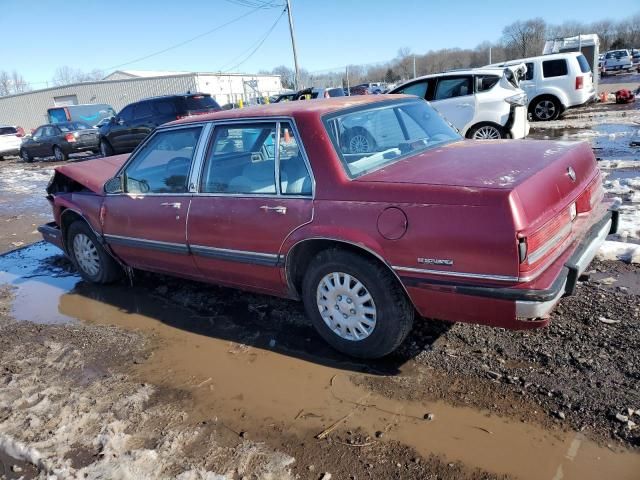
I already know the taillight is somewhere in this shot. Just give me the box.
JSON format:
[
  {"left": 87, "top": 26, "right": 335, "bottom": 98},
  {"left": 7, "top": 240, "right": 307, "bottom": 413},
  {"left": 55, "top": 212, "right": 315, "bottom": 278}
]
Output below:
[
  {"left": 521, "top": 209, "right": 572, "bottom": 266},
  {"left": 324, "top": 91, "right": 330, "bottom": 98},
  {"left": 575, "top": 76, "right": 584, "bottom": 90},
  {"left": 576, "top": 176, "right": 604, "bottom": 213},
  {"left": 64, "top": 133, "right": 76, "bottom": 142}
]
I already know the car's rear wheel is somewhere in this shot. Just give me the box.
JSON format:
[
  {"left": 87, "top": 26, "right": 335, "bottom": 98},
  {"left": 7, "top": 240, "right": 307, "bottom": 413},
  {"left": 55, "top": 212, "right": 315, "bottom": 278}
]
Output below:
[
  {"left": 53, "top": 145, "right": 67, "bottom": 161},
  {"left": 530, "top": 96, "right": 561, "bottom": 121},
  {"left": 467, "top": 123, "right": 504, "bottom": 140},
  {"left": 100, "top": 139, "right": 114, "bottom": 157},
  {"left": 20, "top": 149, "right": 33, "bottom": 163},
  {"left": 67, "top": 220, "right": 122, "bottom": 284},
  {"left": 301, "top": 249, "right": 414, "bottom": 358}
]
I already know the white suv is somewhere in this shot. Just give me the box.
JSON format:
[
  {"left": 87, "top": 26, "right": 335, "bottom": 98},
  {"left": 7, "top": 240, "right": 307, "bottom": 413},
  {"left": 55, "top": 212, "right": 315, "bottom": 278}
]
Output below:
[
  {"left": 488, "top": 52, "right": 595, "bottom": 121},
  {"left": 389, "top": 66, "right": 529, "bottom": 139},
  {"left": 0, "top": 125, "right": 24, "bottom": 160}
]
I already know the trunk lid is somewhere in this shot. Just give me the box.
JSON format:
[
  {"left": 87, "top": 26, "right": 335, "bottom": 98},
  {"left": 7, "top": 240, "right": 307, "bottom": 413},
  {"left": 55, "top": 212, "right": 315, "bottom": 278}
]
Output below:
[{"left": 357, "top": 139, "right": 598, "bottom": 224}]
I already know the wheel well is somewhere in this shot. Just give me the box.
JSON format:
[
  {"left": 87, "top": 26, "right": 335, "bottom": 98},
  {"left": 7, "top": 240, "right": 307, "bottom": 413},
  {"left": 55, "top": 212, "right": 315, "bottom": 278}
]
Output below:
[
  {"left": 59, "top": 209, "right": 85, "bottom": 252},
  {"left": 286, "top": 239, "right": 408, "bottom": 299}
]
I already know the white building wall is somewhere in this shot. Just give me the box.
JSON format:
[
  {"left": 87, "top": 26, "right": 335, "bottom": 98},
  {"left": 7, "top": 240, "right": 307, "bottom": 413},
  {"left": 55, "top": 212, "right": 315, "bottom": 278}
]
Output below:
[{"left": 195, "top": 74, "right": 283, "bottom": 105}]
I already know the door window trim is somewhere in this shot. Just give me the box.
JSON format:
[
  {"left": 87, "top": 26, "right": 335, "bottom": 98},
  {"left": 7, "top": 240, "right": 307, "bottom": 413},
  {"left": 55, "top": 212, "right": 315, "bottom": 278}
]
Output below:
[
  {"left": 107, "top": 122, "right": 212, "bottom": 197},
  {"left": 190, "top": 116, "right": 315, "bottom": 200}
]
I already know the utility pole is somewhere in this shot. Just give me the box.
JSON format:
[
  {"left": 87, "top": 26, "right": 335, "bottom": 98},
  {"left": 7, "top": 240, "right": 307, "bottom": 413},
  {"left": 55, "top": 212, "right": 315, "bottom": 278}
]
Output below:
[
  {"left": 489, "top": 47, "right": 492, "bottom": 64},
  {"left": 413, "top": 55, "right": 416, "bottom": 78},
  {"left": 286, "top": 0, "right": 300, "bottom": 90},
  {"left": 346, "top": 65, "right": 350, "bottom": 95}
]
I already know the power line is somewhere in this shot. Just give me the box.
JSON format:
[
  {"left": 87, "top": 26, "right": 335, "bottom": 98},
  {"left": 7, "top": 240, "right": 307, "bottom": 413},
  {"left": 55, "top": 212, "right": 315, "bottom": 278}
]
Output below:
[
  {"left": 104, "top": 3, "right": 275, "bottom": 72},
  {"left": 220, "top": 8, "right": 286, "bottom": 72},
  {"left": 223, "top": 0, "right": 283, "bottom": 8}
]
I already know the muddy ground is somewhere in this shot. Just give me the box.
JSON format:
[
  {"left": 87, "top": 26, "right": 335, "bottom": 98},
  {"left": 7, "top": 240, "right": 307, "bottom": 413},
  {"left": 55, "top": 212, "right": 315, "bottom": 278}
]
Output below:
[{"left": 1, "top": 95, "right": 640, "bottom": 479}]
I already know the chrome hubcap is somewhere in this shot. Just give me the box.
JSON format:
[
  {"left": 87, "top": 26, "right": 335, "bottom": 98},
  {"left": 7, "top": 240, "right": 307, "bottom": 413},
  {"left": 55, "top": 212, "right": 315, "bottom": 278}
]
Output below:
[
  {"left": 535, "top": 100, "right": 556, "bottom": 120},
  {"left": 472, "top": 126, "right": 501, "bottom": 140},
  {"left": 316, "top": 272, "right": 377, "bottom": 341},
  {"left": 73, "top": 233, "right": 100, "bottom": 276},
  {"left": 349, "top": 135, "right": 371, "bottom": 153},
  {"left": 54, "top": 148, "right": 63, "bottom": 160}
]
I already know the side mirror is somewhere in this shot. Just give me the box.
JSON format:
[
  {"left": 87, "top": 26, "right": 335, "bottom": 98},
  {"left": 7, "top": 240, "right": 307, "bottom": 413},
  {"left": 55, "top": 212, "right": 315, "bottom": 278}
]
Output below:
[{"left": 104, "top": 176, "right": 123, "bottom": 194}]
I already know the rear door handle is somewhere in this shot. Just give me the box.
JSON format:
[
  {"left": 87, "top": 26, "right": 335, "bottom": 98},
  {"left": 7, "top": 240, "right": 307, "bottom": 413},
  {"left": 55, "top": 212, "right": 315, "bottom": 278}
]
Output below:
[
  {"left": 160, "top": 202, "right": 181, "bottom": 209},
  {"left": 456, "top": 103, "right": 472, "bottom": 108},
  {"left": 260, "top": 205, "right": 287, "bottom": 214}
]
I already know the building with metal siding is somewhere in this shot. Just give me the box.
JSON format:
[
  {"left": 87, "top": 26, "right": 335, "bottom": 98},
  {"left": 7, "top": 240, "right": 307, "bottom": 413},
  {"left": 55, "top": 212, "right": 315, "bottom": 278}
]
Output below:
[{"left": 0, "top": 72, "right": 282, "bottom": 130}]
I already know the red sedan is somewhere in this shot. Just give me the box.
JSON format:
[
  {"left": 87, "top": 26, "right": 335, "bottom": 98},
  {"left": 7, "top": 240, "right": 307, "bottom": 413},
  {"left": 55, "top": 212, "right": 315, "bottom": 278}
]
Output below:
[{"left": 40, "top": 95, "right": 617, "bottom": 358}]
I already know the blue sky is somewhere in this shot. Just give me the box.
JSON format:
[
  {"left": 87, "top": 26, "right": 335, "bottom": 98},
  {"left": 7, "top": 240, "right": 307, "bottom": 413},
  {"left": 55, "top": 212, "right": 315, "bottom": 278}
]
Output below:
[{"left": 0, "top": 0, "right": 636, "bottom": 86}]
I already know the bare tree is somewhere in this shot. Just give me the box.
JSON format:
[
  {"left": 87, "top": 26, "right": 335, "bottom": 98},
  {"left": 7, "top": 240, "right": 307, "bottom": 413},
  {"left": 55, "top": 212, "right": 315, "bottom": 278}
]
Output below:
[
  {"left": 0, "top": 71, "right": 11, "bottom": 96},
  {"left": 271, "top": 65, "right": 295, "bottom": 90},
  {"left": 52, "top": 66, "right": 105, "bottom": 86},
  {"left": 10, "top": 71, "right": 29, "bottom": 93},
  {"left": 502, "top": 18, "right": 547, "bottom": 58}
]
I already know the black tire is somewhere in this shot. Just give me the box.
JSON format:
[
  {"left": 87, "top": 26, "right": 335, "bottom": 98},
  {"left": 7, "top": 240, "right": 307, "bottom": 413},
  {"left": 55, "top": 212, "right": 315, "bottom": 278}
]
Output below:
[
  {"left": 529, "top": 96, "right": 561, "bottom": 121},
  {"left": 342, "top": 127, "right": 376, "bottom": 154},
  {"left": 53, "top": 145, "right": 68, "bottom": 161},
  {"left": 301, "top": 249, "right": 414, "bottom": 358},
  {"left": 20, "top": 148, "right": 33, "bottom": 163},
  {"left": 99, "top": 139, "right": 114, "bottom": 157},
  {"left": 67, "top": 220, "right": 122, "bottom": 284},
  {"left": 466, "top": 123, "right": 504, "bottom": 140}
]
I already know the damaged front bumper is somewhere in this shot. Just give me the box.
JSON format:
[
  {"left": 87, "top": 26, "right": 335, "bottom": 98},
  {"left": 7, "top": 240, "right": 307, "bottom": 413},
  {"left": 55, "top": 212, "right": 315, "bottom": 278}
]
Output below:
[{"left": 37, "top": 222, "right": 64, "bottom": 251}]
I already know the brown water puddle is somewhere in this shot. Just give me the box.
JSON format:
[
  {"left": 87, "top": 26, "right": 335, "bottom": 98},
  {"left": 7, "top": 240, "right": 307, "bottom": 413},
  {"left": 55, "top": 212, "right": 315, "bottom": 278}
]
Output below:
[{"left": 3, "top": 244, "right": 640, "bottom": 480}]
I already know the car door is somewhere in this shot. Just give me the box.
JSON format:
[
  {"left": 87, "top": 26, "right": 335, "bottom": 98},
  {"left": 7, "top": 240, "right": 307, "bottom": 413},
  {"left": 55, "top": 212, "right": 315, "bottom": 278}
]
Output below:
[
  {"left": 39, "top": 126, "right": 56, "bottom": 157},
  {"left": 27, "top": 127, "right": 46, "bottom": 156},
  {"left": 107, "top": 104, "right": 135, "bottom": 153},
  {"left": 131, "top": 101, "right": 155, "bottom": 148},
  {"left": 188, "top": 120, "right": 314, "bottom": 294},
  {"left": 101, "top": 125, "right": 207, "bottom": 277},
  {"left": 430, "top": 75, "right": 476, "bottom": 134}
]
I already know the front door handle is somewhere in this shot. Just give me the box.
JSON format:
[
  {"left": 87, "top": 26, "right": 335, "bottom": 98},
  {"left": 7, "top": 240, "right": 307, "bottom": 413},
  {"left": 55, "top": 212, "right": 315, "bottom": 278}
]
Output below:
[
  {"left": 260, "top": 205, "right": 287, "bottom": 214},
  {"left": 160, "top": 202, "right": 181, "bottom": 209}
]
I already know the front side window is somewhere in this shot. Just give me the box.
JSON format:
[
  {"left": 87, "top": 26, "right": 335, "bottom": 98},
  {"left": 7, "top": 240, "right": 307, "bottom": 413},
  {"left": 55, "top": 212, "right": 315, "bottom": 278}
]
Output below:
[
  {"left": 434, "top": 76, "right": 472, "bottom": 100},
  {"left": 118, "top": 105, "right": 134, "bottom": 122},
  {"left": 394, "top": 81, "right": 428, "bottom": 98},
  {"left": 123, "top": 127, "right": 202, "bottom": 194},
  {"left": 201, "top": 123, "right": 277, "bottom": 194},
  {"left": 542, "top": 59, "right": 568, "bottom": 77},
  {"left": 279, "top": 122, "right": 311, "bottom": 195},
  {"left": 324, "top": 100, "right": 461, "bottom": 179},
  {"left": 133, "top": 102, "right": 153, "bottom": 119}
]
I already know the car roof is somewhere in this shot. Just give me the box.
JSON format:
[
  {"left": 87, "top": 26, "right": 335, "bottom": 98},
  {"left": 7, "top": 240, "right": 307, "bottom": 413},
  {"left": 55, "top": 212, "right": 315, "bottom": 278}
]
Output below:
[
  {"left": 168, "top": 95, "right": 416, "bottom": 125},
  {"left": 490, "top": 52, "right": 582, "bottom": 66},
  {"left": 132, "top": 93, "right": 211, "bottom": 104}
]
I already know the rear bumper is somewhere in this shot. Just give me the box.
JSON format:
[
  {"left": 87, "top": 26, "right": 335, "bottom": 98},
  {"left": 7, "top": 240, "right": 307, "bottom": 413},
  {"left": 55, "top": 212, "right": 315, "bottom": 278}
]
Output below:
[
  {"left": 38, "top": 222, "right": 65, "bottom": 251},
  {"left": 506, "top": 105, "right": 529, "bottom": 139}
]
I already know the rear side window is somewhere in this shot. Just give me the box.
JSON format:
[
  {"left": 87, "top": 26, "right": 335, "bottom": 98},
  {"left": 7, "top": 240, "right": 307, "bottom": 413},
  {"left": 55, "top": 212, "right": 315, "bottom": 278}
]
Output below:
[
  {"left": 542, "top": 59, "right": 568, "bottom": 78},
  {"left": 133, "top": 102, "right": 153, "bottom": 119},
  {"left": 0, "top": 126, "right": 18, "bottom": 135},
  {"left": 155, "top": 100, "right": 177, "bottom": 116},
  {"left": 394, "top": 81, "right": 428, "bottom": 98},
  {"left": 476, "top": 75, "right": 500, "bottom": 92},
  {"left": 577, "top": 55, "right": 591, "bottom": 73},
  {"left": 184, "top": 95, "right": 220, "bottom": 112},
  {"left": 434, "top": 76, "right": 472, "bottom": 100}
]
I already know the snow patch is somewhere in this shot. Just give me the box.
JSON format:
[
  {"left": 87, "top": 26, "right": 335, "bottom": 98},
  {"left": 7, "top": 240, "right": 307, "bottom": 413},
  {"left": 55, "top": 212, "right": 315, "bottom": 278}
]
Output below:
[{"left": 598, "top": 240, "right": 640, "bottom": 264}]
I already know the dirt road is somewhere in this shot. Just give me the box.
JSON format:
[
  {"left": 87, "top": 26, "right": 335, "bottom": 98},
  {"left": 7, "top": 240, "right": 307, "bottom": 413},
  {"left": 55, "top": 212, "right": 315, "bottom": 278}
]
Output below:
[{"left": 1, "top": 101, "right": 639, "bottom": 479}]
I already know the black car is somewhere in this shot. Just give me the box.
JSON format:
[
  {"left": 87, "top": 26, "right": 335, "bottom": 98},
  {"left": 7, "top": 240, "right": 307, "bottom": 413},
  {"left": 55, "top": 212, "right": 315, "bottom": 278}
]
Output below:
[
  {"left": 98, "top": 93, "right": 221, "bottom": 156},
  {"left": 20, "top": 122, "right": 99, "bottom": 162}
]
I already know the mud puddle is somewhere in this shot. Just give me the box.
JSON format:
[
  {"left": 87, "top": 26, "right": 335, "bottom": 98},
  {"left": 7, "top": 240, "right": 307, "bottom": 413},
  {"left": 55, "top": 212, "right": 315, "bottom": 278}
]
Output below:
[
  {"left": 2, "top": 243, "right": 640, "bottom": 479},
  {"left": 529, "top": 123, "right": 640, "bottom": 160}
]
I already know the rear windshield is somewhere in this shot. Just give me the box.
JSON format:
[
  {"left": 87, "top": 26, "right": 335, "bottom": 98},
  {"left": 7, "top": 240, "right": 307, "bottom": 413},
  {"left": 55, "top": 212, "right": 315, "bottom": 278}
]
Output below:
[
  {"left": 323, "top": 99, "right": 461, "bottom": 179},
  {"left": 577, "top": 55, "right": 591, "bottom": 73},
  {"left": 57, "top": 122, "right": 91, "bottom": 132},
  {"left": 0, "top": 126, "right": 18, "bottom": 135},
  {"left": 183, "top": 95, "right": 220, "bottom": 112}
]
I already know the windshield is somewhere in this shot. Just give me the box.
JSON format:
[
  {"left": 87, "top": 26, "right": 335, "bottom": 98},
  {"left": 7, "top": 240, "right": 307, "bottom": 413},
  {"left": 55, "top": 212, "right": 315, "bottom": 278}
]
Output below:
[{"left": 324, "top": 99, "right": 461, "bottom": 179}]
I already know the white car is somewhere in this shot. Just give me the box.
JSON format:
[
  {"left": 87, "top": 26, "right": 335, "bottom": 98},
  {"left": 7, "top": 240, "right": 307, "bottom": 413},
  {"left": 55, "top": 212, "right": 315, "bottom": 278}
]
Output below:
[
  {"left": 0, "top": 125, "right": 23, "bottom": 160},
  {"left": 389, "top": 66, "right": 529, "bottom": 139},
  {"left": 603, "top": 49, "right": 634, "bottom": 75},
  {"left": 488, "top": 52, "right": 596, "bottom": 121}
]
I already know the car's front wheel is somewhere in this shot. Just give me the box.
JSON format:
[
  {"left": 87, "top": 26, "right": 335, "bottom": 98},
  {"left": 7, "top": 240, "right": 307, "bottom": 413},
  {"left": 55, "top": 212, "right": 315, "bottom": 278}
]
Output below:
[
  {"left": 67, "top": 220, "right": 122, "bottom": 284},
  {"left": 301, "top": 249, "right": 414, "bottom": 358},
  {"left": 20, "top": 148, "right": 33, "bottom": 163},
  {"left": 467, "top": 123, "right": 504, "bottom": 140}
]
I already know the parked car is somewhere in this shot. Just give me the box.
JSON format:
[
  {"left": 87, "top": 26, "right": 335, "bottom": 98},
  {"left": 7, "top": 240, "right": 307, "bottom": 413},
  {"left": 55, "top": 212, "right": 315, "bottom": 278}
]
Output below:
[
  {"left": 488, "top": 52, "right": 596, "bottom": 121},
  {"left": 602, "top": 49, "right": 634, "bottom": 75},
  {"left": 273, "top": 87, "right": 345, "bottom": 102},
  {"left": 349, "top": 84, "right": 371, "bottom": 95},
  {"left": 40, "top": 95, "right": 616, "bottom": 358},
  {"left": 48, "top": 104, "right": 116, "bottom": 128},
  {"left": 389, "top": 66, "right": 529, "bottom": 139},
  {"left": 19, "top": 122, "right": 99, "bottom": 162},
  {"left": 630, "top": 49, "right": 640, "bottom": 71},
  {"left": 98, "top": 93, "right": 221, "bottom": 157},
  {"left": 0, "top": 125, "right": 24, "bottom": 160}
]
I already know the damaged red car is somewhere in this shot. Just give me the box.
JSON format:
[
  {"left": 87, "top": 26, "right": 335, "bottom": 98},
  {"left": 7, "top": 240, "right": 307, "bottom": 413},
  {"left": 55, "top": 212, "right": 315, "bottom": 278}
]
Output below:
[{"left": 40, "top": 95, "right": 617, "bottom": 358}]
